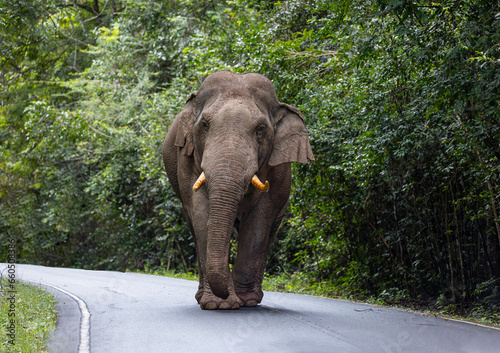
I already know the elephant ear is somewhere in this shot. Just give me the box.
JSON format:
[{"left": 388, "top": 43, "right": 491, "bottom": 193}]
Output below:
[
  {"left": 268, "top": 103, "right": 314, "bottom": 166},
  {"left": 173, "top": 93, "right": 196, "bottom": 156}
]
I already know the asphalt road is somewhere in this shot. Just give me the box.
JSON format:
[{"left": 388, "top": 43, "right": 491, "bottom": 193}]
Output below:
[{"left": 2, "top": 264, "right": 500, "bottom": 353}]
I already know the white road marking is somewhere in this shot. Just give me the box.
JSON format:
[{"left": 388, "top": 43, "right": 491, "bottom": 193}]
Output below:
[{"left": 42, "top": 282, "right": 91, "bottom": 353}]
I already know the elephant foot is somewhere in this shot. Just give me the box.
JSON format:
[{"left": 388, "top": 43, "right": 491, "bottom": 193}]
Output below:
[
  {"left": 195, "top": 287, "right": 204, "bottom": 303},
  {"left": 236, "top": 289, "right": 263, "bottom": 307},
  {"left": 198, "top": 291, "right": 242, "bottom": 310}
]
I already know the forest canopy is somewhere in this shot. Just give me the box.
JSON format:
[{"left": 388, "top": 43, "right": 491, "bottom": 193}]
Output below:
[{"left": 1, "top": 0, "right": 499, "bottom": 308}]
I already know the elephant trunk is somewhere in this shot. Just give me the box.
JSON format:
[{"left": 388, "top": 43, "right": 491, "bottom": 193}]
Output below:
[{"left": 206, "top": 172, "right": 245, "bottom": 299}]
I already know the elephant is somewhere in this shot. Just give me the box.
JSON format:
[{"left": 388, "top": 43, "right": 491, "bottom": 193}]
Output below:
[{"left": 162, "top": 71, "right": 314, "bottom": 310}]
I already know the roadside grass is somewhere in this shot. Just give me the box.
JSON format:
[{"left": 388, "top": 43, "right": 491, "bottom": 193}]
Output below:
[
  {"left": 0, "top": 278, "right": 58, "bottom": 353},
  {"left": 139, "top": 264, "right": 199, "bottom": 282},
  {"left": 141, "top": 267, "right": 500, "bottom": 327}
]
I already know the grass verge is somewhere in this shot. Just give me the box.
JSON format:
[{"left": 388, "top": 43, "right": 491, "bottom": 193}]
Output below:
[
  {"left": 0, "top": 279, "right": 58, "bottom": 353},
  {"left": 139, "top": 266, "right": 199, "bottom": 282}
]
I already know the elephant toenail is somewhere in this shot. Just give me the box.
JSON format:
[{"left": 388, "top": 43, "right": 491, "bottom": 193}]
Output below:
[
  {"left": 246, "top": 300, "right": 258, "bottom": 307},
  {"left": 204, "top": 302, "right": 218, "bottom": 310}
]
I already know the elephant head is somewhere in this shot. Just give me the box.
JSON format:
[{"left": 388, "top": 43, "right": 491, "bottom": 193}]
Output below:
[{"left": 171, "top": 71, "right": 313, "bottom": 299}]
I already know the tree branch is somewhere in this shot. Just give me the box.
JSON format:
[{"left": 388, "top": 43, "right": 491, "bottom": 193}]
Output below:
[
  {"left": 57, "top": 3, "right": 96, "bottom": 15},
  {"left": 73, "top": 0, "right": 89, "bottom": 40},
  {"left": 84, "top": 0, "right": 110, "bottom": 23}
]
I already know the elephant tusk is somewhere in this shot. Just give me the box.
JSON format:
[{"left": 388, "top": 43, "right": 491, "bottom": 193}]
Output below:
[
  {"left": 192, "top": 172, "right": 206, "bottom": 192},
  {"left": 252, "top": 174, "right": 269, "bottom": 192}
]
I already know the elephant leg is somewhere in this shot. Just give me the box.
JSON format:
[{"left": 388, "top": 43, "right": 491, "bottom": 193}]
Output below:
[
  {"left": 186, "top": 191, "right": 242, "bottom": 310},
  {"left": 181, "top": 212, "right": 205, "bottom": 304},
  {"left": 233, "top": 165, "right": 291, "bottom": 306},
  {"left": 232, "top": 198, "right": 288, "bottom": 307}
]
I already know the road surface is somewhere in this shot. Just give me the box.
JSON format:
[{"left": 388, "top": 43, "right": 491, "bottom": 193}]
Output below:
[{"left": 2, "top": 264, "right": 499, "bottom": 353}]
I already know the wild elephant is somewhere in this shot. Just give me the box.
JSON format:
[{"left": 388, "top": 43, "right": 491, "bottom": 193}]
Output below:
[{"left": 162, "top": 71, "right": 314, "bottom": 309}]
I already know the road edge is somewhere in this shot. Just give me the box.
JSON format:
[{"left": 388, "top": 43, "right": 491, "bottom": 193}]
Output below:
[{"left": 41, "top": 282, "right": 92, "bottom": 353}]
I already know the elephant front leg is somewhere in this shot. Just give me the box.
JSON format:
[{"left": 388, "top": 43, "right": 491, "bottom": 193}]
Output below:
[
  {"left": 232, "top": 226, "right": 268, "bottom": 306},
  {"left": 182, "top": 205, "right": 207, "bottom": 305},
  {"left": 196, "top": 239, "right": 242, "bottom": 310},
  {"left": 186, "top": 194, "right": 242, "bottom": 310},
  {"left": 193, "top": 242, "right": 242, "bottom": 309},
  {"left": 198, "top": 284, "right": 242, "bottom": 310},
  {"left": 232, "top": 200, "right": 287, "bottom": 307},
  {"left": 196, "top": 258, "right": 242, "bottom": 310}
]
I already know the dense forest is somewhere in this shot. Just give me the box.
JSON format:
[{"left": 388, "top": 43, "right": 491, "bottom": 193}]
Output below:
[{"left": 1, "top": 0, "right": 499, "bottom": 310}]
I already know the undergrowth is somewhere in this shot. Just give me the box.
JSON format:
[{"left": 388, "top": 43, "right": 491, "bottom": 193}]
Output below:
[{"left": 262, "top": 272, "right": 500, "bottom": 327}]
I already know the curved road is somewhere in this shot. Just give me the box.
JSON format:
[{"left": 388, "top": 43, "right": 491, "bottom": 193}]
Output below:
[{"left": 3, "top": 264, "right": 500, "bottom": 353}]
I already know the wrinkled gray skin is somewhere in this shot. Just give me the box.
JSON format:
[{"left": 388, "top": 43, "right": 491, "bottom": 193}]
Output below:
[{"left": 163, "top": 71, "right": 314, "bottom": 310}]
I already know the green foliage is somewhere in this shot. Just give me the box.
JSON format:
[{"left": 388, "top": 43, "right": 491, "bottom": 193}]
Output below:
[{"left": 1, "top": 0, "right": 499, "bottom": 308}]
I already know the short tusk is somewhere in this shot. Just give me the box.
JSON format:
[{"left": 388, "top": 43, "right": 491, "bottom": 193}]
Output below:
[
  {"left": 252, "top": 174, "right": 269, "bottom": 192},
  {"left": 192, "top": 172, "right": 205, "bottom": 192}
]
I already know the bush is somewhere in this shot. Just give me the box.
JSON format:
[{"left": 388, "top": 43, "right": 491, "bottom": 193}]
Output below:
[{"left": 1, "top": 0, "right": 499, "bottom": 306}]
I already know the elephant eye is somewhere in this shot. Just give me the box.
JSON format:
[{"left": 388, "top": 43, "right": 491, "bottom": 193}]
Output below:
[
  {"left": 256, "top": 124, "right": 267, "bottom": 143},
  {"left": 199, "top": 120, "right": 209, "bottom": 132}
]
